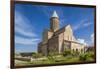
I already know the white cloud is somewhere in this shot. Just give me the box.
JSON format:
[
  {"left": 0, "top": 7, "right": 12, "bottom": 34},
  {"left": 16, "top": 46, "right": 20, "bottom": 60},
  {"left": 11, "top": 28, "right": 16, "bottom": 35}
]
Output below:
[
  {"left": 34, "top": 6, "right": 51, "bottom": 18},
  {"left": 15, "top": 36, "right": 40, "bottom": 45},
  {"left": 15, "top": 26, "right": 36, "bottom": 37},
  {"left": 91, "top": 33, "right": 94, "bottom": 43},
  {"left": 15, "top": 11, "right": 36, "bottom": 37},
  {"left": 83, "top": 22, "right": 92, "bottom": 27},
  {"left": 60, "top": 18, "right": 68, "bottom": 27},
  {"left": 77, "top": 38, "right": 87, "bottom": 45},
  {"left": 73, "top": 19, "right": 93, "bottom": 31},
  {"left": 77, "top": 33, "right": 94, "bottom": 46},
  {"left": 34, "top": 5, "right": 65, "bottom": 19},
  {"left": 15, "top": 10, "right": 40, "bottom": 46}
]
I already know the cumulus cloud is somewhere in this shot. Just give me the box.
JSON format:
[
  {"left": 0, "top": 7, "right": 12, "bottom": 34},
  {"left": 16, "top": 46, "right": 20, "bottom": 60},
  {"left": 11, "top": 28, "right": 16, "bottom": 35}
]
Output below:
[
  {"left": 77, "top": 38, "right": 87, "bottom": 45},
  {"left": 77, "top": 33, "right": 94, "bottom": 46}
]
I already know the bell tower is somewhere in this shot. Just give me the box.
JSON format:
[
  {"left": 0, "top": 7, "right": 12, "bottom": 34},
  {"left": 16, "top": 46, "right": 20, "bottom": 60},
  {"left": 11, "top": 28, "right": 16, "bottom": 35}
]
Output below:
[{"left": 50, "top": 11, "right": 59, "bottom": 32}]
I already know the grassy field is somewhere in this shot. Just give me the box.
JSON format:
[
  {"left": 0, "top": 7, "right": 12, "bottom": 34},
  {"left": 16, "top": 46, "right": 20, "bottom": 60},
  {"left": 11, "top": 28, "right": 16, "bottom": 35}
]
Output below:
[{"left": 15, "top": 52, "right": 95, "bottom": 66}]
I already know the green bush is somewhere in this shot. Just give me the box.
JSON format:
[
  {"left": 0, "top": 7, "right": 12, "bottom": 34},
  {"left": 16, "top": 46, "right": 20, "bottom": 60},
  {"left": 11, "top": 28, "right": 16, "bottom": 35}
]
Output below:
[
  {"left": 71, "top": 51, "right": 80, "bottom": 56},
  {"left": 48, "top": 52, "right": 60, "bottom": 56},
  {"left": 32, "top": 53, "right": 42, "bottom": 58},
  {"left": 63, "top": 49, "right": 71, "bottom": 57},
  {"left": 47, "top": 55, "right": 55, "bottom": 62},
  {"left": 79, "top": 52, "right": 94, "bottom": 61},
  {"left": 79, "top": 54, "right": 86, "bottom": 61},
  {"left": 47, "top": 52, "right": 59, "bottom": 62}
]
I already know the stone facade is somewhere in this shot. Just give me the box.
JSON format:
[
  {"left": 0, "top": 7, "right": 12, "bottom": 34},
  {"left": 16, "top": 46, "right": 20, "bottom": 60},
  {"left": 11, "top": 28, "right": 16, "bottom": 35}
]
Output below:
[{"left": 38, "top": 11, "right": 85, "bottom": 56}]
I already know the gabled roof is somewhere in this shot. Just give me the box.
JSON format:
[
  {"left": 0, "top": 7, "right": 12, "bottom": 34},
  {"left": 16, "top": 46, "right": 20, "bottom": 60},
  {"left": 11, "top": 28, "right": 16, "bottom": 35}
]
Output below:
[
  {"left": 53, "top": 24, "right": 73, "bottom": 36},
  {"left": 51, "top": 11, "right": 59, "bottom": 18},
  {"left": 65, "top": 24, "right": 72, "bottom": 30}
]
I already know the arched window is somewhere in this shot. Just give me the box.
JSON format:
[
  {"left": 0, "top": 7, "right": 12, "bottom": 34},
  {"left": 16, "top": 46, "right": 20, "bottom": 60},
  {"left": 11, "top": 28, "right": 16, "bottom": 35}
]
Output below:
[{"left": 76, "top": 49, "right": 78, "bottom": 52}]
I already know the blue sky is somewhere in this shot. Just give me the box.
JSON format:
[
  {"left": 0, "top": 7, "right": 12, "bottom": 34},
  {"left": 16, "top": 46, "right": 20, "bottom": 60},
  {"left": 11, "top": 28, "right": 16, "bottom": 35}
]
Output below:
[{"left": 15, "top": 3, "right": 95, "bottom": 53}]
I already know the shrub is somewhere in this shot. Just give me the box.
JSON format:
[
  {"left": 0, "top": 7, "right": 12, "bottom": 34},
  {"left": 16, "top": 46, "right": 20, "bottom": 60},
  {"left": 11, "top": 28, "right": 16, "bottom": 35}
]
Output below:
[
  {"left": 47, "top": 55, "right": 55, "bottom": 62},
  {"left": 71, "top": 51, "right": 80, "bottom": 56},
  {"left": 47, "top": 52, "right": 58, "bottom": 62},
  {"left": 79, "top": 52, "right": 94, "bottom": 61},
  {"left": 48, "top": 52, "right": 60, "bottom": 56},
  {"left": 63, "top": 49, "right": 71, "bottom": 57},
  {"left": 32, "top": 53, "right": 42, "bottom": 58},
  {"left": 79, "top": 54, "right": 86, "bottom": 61}
]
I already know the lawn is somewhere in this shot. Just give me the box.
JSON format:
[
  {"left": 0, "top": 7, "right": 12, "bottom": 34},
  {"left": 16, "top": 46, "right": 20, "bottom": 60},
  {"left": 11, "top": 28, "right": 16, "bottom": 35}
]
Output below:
[
  {"left": 15, "top": 55, "right": 80, "bottom": 66},
  {"left": 15, "top": 51, "right": 95, "bottom": 66}
]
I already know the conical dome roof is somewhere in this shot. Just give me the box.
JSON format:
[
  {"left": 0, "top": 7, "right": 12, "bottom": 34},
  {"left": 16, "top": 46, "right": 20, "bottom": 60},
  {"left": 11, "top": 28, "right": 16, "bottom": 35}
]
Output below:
[{"left": 51, "top": 11, "right": 59, "bottom": 18}]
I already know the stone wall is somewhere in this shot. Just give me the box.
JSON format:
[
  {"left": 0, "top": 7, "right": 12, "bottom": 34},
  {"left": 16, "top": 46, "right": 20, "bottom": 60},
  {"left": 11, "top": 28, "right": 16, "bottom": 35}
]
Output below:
[
  {"left": 64, "top": 25, "right": 73, "bottom": 41},
  {"left": 50, "top": 17, "right": 59, "bottom": 32},
  {"left": 38, "top": 42, "right": 42, "bottom": 53},
  {"left": 38, "top": 42, "right": 47, "bottom": 55},
  {"left": 41, "top": 44, "right": 47, "bottom": 55},
  {"left": 42, "top": 30, "right": 53, "bottom": 44},
  {"left": 71, "top": 42, "right": 85, "bottom": 53},
  {"left": 42, "top": 30, "right": 48, "bottom": 44},
  {"left": 48, "top": 36, "right": 59, "bottom": 54},
  {"left": 58, "top": 33, "right": 64, "bottom": 53}
]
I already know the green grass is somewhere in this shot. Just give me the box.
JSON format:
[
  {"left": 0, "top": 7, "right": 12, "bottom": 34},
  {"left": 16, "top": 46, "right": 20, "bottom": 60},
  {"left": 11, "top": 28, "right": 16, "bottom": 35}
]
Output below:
[
  {"left": 15, "top": 56, "right": 80, "bottom": 66},
  {"left": 15, "top": 51, "right": 95, "bottom": 66}
]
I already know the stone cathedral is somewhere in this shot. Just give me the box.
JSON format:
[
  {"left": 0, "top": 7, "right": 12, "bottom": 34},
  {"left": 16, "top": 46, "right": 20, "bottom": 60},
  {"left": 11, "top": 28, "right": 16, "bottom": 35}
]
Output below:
[{"left": 38, "top": 11, "right": 85, "bottom": 56}]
